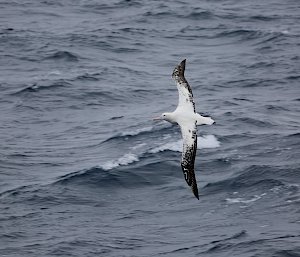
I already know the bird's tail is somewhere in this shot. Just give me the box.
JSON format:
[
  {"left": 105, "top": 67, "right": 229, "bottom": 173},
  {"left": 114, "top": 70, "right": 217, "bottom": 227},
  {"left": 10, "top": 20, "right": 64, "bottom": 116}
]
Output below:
[{"left": 196, "top": 114, "right": 215, "bottom": 125}]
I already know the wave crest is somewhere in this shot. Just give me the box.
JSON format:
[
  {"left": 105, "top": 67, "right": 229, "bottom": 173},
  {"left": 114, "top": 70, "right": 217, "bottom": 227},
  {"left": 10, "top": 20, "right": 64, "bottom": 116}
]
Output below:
[
  {"left": 44, "top": 51, "right": 79, "bottom": 62},
  {"left": 100, "top": 153, "right": 139, "bottom": 171}
]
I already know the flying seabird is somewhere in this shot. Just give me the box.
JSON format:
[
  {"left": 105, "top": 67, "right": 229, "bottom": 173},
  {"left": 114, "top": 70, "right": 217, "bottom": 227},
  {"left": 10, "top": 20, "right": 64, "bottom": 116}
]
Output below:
[{"left": 154, "top": 59, "right": 215, "bottom": 199}]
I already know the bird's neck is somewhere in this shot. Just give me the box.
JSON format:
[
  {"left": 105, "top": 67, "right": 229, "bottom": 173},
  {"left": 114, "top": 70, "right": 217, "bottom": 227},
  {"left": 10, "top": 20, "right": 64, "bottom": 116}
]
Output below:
[{"left": 165, "top": 112, "right": 177, "bottom": 123}]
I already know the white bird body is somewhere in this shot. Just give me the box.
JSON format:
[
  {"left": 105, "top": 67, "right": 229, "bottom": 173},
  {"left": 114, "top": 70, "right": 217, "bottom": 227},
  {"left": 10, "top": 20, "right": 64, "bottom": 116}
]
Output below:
[
  {"left": 163, "top": 110, "right": 214, "bottom": 126},
  {"left": 156, "top": 59, "right": 215, "bottom": 199}
]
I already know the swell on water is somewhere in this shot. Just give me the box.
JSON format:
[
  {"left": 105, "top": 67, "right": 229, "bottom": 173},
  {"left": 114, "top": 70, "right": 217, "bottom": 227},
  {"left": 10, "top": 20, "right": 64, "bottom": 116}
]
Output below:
[{"left": 99, "top": 134, "right": 221, "bottom": 171}]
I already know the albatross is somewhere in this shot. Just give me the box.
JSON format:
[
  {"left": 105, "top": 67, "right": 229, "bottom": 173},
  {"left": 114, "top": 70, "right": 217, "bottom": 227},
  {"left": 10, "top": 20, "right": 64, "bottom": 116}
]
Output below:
[{"left": 154, "top": 59, "right": 215, "bottom": 199}]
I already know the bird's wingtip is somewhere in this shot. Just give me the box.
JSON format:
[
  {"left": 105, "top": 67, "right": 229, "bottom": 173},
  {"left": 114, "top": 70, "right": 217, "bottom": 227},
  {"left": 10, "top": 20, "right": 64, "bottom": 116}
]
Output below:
[
  {"left": 179, "top": 59, "right": 186, "bottom": 70},
  {"left": 172, "top": 59, "right": 187, "bottom": 78},
  {"left": 192, "top": 185, "right": 199, "bottom": 200},
  {"left": 194, "top": 191, "right": 199, "bottom": 200}
]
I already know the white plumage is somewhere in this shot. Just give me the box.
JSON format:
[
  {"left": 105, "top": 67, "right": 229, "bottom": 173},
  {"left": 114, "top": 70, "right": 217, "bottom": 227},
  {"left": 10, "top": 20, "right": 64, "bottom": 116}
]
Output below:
[{"left": 154, "top": 59, "right": 215, "bottom": 199}]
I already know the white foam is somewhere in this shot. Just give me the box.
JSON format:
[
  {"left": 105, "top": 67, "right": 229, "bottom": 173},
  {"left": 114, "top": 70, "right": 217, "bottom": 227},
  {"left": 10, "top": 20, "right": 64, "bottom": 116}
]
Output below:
[
  {"left": 226, "top": 193, "right": 266, "bottom": 204},
  {"left": 130, "top": 143, "right": 147, "bottom": 150},
  {"left": 150, "top": 135, "right": 220, "bottom": 153},
  {"left": 226, "top": 196, "right": 260, "bottom": 204},
  {"left": 198, "top": 135, "right": 221, "bottom": 149},
  {"left": 100, "top": 153, "right": 139, "bottom": 170}
]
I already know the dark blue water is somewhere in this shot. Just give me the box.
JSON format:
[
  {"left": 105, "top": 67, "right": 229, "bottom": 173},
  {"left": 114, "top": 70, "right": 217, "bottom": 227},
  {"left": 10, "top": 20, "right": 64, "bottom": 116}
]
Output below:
[{"left": 1, "top": 0, "right": 300, "bottom": 256}]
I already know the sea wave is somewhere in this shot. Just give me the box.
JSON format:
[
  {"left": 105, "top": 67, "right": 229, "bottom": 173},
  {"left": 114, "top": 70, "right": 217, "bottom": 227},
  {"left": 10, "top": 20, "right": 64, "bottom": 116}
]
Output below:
[
  {"left": 226, "top": 193, "right": 266, "bottom": 204},
  {"left": 234, "top": 117, "right": 274, "bottom": 127},
  {"left": 121, "top": 126, "right": 155, "bottom": 137},
  {"left": 101, "top": 153, "right": 139, "bottom": 171},
  {"left": 215, "top": 28, "right": 286, "bottom": 43},
  {"left": 53, "top": 136, "right": 221, "bottom": 188},
  {"left": 54, "top": 160, "right": 179, "bottom": 188},
  {"left": 203, "top": 165, "right": 300, "bottom": 194},
  {"left": 12, "top": 80, "right": 71, "bottom": 95},
  {"left": 102, "top": 124, "right": 172, "bottom": 143},
  {"left": 99, "top": 135, "right": 220, "bottom": 171},
  {"left": 44, "top": 50, "right": 79, "bottom": 62}
]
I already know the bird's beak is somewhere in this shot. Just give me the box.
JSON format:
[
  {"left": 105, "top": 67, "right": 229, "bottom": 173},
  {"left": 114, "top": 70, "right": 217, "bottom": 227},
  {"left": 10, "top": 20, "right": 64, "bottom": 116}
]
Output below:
[{"left": 152, "top": 116, "right": 162, "bottom": 121}]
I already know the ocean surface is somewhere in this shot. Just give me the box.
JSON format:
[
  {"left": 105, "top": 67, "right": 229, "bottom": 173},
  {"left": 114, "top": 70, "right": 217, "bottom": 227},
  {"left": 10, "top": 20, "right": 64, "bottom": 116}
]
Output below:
[{"left": 1, "top": 0, "right": 300, "bottom": 256}]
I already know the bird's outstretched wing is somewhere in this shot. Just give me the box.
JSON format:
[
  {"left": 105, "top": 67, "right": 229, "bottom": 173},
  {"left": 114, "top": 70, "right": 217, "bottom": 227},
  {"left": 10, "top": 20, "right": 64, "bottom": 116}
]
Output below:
[
  {"left": 172, "top": 59, "right": 195, "bottom": 113},
  {"left": 179, "top": 120, "right": 199, "bottom": 200}
]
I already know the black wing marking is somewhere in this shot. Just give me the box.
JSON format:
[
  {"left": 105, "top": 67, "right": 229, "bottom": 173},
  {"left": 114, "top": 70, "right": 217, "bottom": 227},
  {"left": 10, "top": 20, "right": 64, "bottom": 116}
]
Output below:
[
  {"left": 180, "top": 121, "right": 199, "bottom": 200},
  {"left": 172, "top": 59, "right": 196, "bottom": 113}
]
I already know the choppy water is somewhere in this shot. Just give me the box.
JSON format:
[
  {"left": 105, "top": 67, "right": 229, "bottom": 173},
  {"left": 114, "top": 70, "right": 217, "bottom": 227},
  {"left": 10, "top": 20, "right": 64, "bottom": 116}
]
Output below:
[{"left": 1, "top": 0, "right": 300, "bottom": 256}]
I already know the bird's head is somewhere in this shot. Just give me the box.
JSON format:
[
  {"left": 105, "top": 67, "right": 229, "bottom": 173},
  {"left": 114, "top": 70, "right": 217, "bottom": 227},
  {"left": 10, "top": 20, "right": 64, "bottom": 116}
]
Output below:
[{"left": 153, "top": 112, "right": 175, "bottom": 123}]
